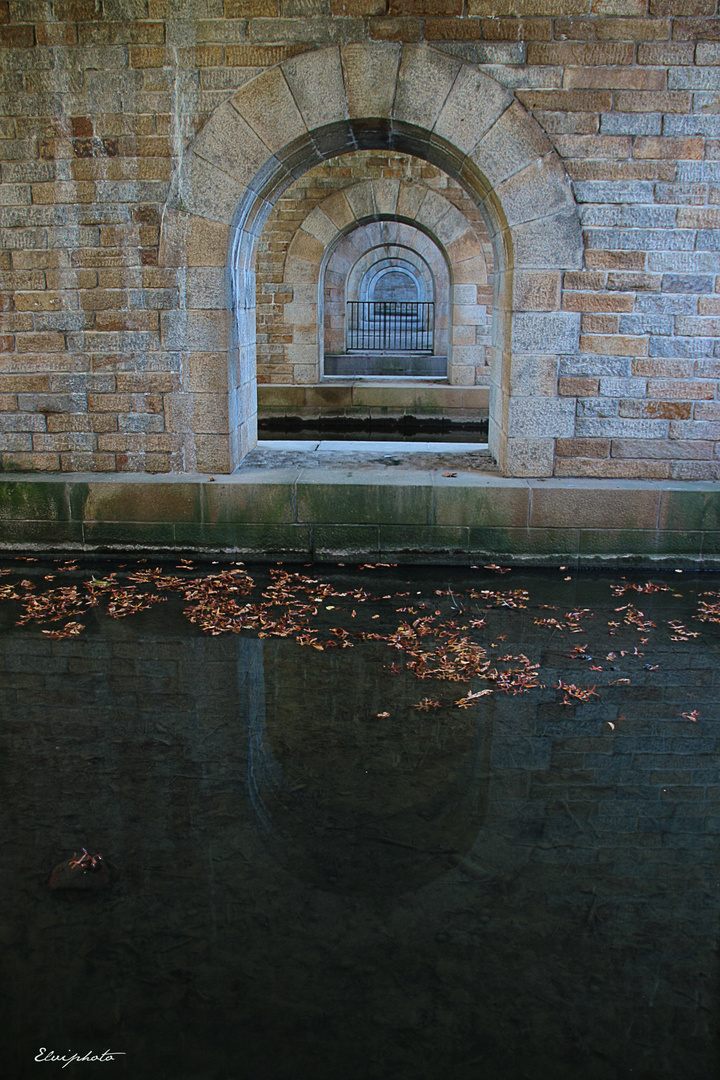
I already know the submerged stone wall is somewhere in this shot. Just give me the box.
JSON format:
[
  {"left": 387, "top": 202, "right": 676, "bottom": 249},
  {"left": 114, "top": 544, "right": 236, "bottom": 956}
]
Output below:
[{"left": 1, "top": 2, "right": 720, "bottom": 478}]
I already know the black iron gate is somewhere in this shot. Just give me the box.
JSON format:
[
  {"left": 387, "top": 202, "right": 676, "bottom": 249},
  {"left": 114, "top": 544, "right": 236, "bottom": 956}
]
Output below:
[{"left": 346, "top": 301, "right": 434, "bottom": 352}]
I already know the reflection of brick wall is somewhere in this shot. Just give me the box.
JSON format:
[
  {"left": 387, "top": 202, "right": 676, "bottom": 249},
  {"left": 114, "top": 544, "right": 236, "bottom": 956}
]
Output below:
[{"left": 255, "top": 150, "right": 494, "bottom": 385}]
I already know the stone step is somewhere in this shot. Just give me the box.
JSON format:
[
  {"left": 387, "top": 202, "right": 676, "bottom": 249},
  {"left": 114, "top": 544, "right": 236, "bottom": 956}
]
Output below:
[{"left": 324, "top": 353, "right": 447, "bottom": 378}]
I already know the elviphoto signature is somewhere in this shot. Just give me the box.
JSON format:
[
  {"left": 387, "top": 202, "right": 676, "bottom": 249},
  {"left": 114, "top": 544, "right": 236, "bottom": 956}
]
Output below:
[{"left": 35, "top": 1049, "right": 126, "bottom": 1068}]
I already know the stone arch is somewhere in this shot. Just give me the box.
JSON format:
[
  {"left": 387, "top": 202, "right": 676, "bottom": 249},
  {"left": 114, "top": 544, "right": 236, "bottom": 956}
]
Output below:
[
  {"left": 281, "top": 180, "right": 491, "bottom": 386},
  {"left": 323, "top": 224, "right": 450, "bottom": 377},
  {"left": 352, "top": 251, "right": 433, "bottom": 304},
  {"left": 159, "top": 42, "right": 583, "bottom": 476},
  {"left": 366, "top": 265, "right": 423, "bottom": 303}
]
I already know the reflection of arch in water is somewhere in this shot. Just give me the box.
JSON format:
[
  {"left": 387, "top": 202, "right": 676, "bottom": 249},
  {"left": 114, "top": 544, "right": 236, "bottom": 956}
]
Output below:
[
  {"left": 159, "top": 42, "right": 583, "bottom": 476},
  {"left": 240, "top": 640, "right": 495, "bottom": 896}
]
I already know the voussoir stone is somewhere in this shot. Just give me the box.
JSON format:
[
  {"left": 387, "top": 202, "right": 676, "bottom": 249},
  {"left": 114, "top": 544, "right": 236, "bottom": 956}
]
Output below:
[
  {"left": 495, "top": 154, "right": 578, "bottom": 228},
  {"left": 282, "top": 46, "right": 348, "bottom": 131},
  {"left": 372, "top": 179, "right": 401, "bottom": 216},
  {"left": 511, "top": 211, "right": 584, "bottom": 271},
  {"left": 341, "top": 42, "right": 401, "bottom": 120},
  {"left": 393, "top": 43, "right": 462, "bottom": 133},
  {"left": 193, "top": 101, "right": 270, "bottom": 191},
  {"left": 469, "top": 101, "right": 553, "bottom": 189},
  {"left": 173, "top": 153, "right": 246, "bottom": 225},
  {"left": 300, "top": 206, "right": 338, "bottom": 246},
  {"left": 433, "top": 65, "right": 512, "bottom": 157},
  {"left": 231, "top": 66, "right": 308, "bottom": 155}
]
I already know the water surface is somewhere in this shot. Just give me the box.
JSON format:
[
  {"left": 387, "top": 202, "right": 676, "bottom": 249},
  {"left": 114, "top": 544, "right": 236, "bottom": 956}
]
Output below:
[{"left": 1, "top": 559, "right": 718, "bottom": 1080}]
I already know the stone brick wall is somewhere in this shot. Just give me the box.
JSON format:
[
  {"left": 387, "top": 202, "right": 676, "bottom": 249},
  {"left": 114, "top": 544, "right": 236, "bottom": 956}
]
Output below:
[{"left": 2, "top": 2, "right": 720, "bottom": 476}]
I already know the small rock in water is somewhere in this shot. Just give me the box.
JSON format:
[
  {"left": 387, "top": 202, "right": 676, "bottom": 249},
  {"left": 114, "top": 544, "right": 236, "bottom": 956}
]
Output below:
[{"left": 49, "top": 849, "right": 109, "bottom": 892}]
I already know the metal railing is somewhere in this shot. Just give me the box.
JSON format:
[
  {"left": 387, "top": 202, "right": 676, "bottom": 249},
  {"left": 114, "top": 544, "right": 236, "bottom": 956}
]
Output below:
[{"left": 346, "top": 301, "right": 434, "bottom": 353}]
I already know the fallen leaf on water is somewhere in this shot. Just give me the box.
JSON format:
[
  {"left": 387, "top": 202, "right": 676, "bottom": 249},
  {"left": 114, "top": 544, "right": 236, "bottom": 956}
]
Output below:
[
  {"left": 42, "top": 621, "right": 84, "bottom": 639},
  {"left": 554, "top": 679, "right": 599, "bottom": 704},
  {"left": 412, "top": 698, "right": 441, "bottom": 711}
]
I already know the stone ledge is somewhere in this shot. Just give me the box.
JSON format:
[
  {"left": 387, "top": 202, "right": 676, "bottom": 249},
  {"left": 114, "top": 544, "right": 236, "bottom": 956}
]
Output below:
[
  {"left": 257, "top": 382, "right": 490, "bottom": 418},
  {"left": 1, "top": 472, "right": 720, "bottom": 567}
]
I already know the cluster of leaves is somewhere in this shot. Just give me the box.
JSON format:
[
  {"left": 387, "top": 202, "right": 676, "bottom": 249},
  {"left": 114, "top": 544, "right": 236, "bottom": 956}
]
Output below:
[
  {"left": 0, "top": 561, "right": 714, "bottom": 723},
  {"left": 696, "top": 593, "right": 720, "bottom": 624},
  {"left": 554, "top": 680, "right": 600, "bottom": 706}
]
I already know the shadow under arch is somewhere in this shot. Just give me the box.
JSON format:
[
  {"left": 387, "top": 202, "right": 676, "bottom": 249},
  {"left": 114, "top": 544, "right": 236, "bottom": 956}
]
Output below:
[{"left": 160, "top": 43, "right": 583, "bottom": 475}]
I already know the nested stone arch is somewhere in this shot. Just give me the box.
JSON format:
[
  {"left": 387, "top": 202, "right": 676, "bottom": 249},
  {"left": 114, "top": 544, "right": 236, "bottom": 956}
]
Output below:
[
  {"left": 159, "top": 42, "right": 583, "bottom": 475},
  {"left": 323, "top": 225, "right": 451, "bottom": 371},
  {"left": 362, "top": 263, "right": 428, "bottom": 303},
  {"left": 352, "top": 251, "right": 434, "bottom": 304},
  {"left": 283, "top": 181, "right": 491, "bottom": 386}
]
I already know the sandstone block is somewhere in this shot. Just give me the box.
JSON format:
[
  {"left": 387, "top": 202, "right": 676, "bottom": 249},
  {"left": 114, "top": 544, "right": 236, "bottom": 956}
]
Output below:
[
  {"left": 282, "top": 46, "right": 348, "bottom": 130},
  {"left": 556, "top": 437, "right": 609, "bottom": 457},
  {"left": 615, "top": 91, "right": 691, "bottom": 113},
  {"left": 559, "top": 376, "right": 599, "bottom": 396},
  {"left": 554, "top": 16, "right": 670, "bottom": 40},
  {"left": 480, "top": 17, "right": 551, "bottom": 40},
  {"left": 434, "top": 64, "right": 512, "bottom": 155},
  {"left": 512, "top": 271, "right": 561, "bottom": 312},
  {"left": 341, "top": 42, "right": 400, "bottom": 120},
  {"left": 424, "top": 17, "right": 481, "bottom": 39},
  {"left": 611, "top": 438, "right": 712, "bottom": 460},
  {"left": 580, "top": 334, "right": 648, "bottom": 356},
  {"left": 516, "top": 89, "right": 613, "bottom": 112},
  {"left": 528, "top": 42, "right": 634, "bottom": 65},
  {"left": 393, "top": 43, "right": 461, "bottom": 132},
  {"left": 555, "top": 458, "right": 670, "bottom": 479},
  {"left": 648, "top": 379, "right": 715, "bottom": 400},
  {"left": 634, "top": 137, "right": 705, "bottom": 160},
  {"left": 563, "top": 292, "right": 635, "bottom": 314},
  {"left": 565, "top": 67, "right": 666, "bottom": 91},
  {"left": 368, "top": 16, "right": 423, "bottom": 40}
]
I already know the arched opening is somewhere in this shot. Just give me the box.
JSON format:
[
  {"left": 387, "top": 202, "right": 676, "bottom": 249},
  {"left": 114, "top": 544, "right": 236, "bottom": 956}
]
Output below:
[
  {"left": 321, "top": 219, "right": 452, "bottom": 380},
  {"left": 348, "top": 254, "right": 434, "bottom": 365},
  {"left": 367, "top": 266, "right": 422, "bottom": 303},
  {"left": 159, "top": 43, "right": 583, "bottom": 477}
]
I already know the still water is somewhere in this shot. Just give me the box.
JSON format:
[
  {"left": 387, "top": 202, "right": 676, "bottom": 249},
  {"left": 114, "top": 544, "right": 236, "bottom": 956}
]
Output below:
[{"left": 0, "top": 557, "right": 719, "bottom": 1080}]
